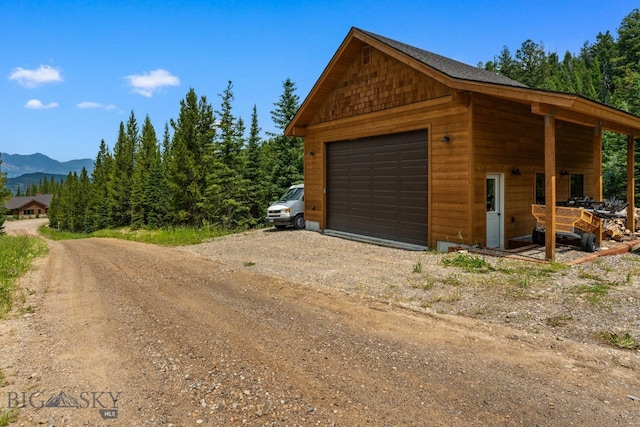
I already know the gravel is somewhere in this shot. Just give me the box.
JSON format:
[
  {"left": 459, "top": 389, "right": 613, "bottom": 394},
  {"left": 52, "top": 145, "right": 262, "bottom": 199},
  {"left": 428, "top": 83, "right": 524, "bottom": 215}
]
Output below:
[{"left": 181, "top": 228, "right": 640, "bottom": 349}]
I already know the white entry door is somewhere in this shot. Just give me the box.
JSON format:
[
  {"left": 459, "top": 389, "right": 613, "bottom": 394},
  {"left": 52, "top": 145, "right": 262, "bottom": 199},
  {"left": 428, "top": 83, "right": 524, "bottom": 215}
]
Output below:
[{"left": 486, "top": 174, "right": 504, "bottom": 248}]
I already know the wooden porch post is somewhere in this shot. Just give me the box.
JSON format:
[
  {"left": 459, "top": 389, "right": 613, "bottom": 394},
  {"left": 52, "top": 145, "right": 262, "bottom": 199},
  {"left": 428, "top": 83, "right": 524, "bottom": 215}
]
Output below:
[
  {"left": 544, "top": 114, "right": 557, "bottom": 260},
  {"left": 593, "top": 125, "right": 603, "bottom": 201},
  {"left": 594, "top": 125, "right": 603, "bottom": 245},
  {"left": 628, "top": 133, "right": 636, "bottom": 235}
]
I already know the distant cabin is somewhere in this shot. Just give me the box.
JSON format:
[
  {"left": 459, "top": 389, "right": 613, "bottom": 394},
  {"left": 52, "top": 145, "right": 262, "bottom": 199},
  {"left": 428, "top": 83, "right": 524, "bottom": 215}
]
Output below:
[{"left": 5, "top": 194, "right": 53, "bottom": 218}]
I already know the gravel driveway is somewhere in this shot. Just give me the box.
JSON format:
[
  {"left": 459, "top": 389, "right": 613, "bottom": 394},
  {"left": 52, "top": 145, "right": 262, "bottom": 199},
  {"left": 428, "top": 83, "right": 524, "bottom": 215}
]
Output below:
[{"left": 181, "top": 228, "right": 640, "bottom": 349}]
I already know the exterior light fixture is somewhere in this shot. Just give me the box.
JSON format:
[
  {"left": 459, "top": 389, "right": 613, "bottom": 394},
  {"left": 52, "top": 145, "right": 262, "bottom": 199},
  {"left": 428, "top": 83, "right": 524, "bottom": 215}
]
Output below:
[
  {"left": 441, "top": 134, "right": 451, "bottom": 144},
  {"left": 511, "top": 167, "right": 522, "bottom": 176},
  {"left": 560, "top": 169, "right": 569, "bottom": 176}
]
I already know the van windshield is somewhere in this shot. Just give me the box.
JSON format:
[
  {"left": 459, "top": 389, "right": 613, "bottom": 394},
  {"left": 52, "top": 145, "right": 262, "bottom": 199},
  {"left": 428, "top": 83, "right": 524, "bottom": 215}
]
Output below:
[{"left": 278, "top": 187, "right": 303, "bottom": 202}]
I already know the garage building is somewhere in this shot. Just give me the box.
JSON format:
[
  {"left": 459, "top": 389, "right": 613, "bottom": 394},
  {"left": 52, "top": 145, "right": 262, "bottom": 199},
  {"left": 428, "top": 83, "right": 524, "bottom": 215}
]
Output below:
[{"left": 286, "top": 28, "right": 640, "bottom": 260}]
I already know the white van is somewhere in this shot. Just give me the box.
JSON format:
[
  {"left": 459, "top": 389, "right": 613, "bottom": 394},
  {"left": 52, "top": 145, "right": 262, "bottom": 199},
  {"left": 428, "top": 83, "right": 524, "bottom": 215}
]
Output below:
[{"left": 266, "top": 184, "right": 305, "bottom": 229}]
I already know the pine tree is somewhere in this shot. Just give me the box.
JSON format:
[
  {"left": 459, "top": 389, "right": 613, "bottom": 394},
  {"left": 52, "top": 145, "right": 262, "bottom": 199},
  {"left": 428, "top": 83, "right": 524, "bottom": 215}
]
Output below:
[
  {"left": 110, "top": 113, "right": 138, "bottom": 226},
  {"left": 591, "top": 31, "right": 617, "bottom": 104},
  {"left": 166, "top": 88, "right": 215, "bottom": 225},
  {"left": 201, "top": 81, "right": 250, "bottom": 229},
  {"left": 78, "top": 168, "right": 92, "bottom": 233},
  {"left": 245, "top": 105, "right": 264, "bottom": 225},
  {"left": 161, "top": 122, "right": 171, "bottom": 161},
  {"left": 48, "top": 175, "right": 64, "bottom": 230},
  {"left": 51, "top": 172, "right": 77, "bottom": 231},
  {"left": 91, "top": 140, "right": 113, "bottom": 230},
  {"left": 131, "top": 115, "right": 158, "bottom": 228},
  {"left": 265, "top": 78, "right": 303, "bottom": 203},
  {"left": 144, "top": 147, "right": 169, "bottom": 228},
  {"left": 616, "top": 9, "right": 640, "bottom": 75}
]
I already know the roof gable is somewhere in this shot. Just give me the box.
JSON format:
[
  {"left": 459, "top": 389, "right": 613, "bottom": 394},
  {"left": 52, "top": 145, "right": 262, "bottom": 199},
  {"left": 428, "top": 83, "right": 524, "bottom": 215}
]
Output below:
[
  {"left": 5, "top": 194, "right": 53, "bottom": 210},
  {"left": 287, "top": 28, "right": 640, "bottom": 136},
  {"left": 306, "top": 36, "right": 452, "bottom": 125}
]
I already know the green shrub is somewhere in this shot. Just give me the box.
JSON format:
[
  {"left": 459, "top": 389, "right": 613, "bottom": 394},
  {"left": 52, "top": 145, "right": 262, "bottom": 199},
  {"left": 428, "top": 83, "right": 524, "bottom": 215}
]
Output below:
[
  {"left": 597, "top": 332, "right": 640, "bottom": 350},
  {"left": 441, "top": 253, "right": 494, "bottom": 273}
]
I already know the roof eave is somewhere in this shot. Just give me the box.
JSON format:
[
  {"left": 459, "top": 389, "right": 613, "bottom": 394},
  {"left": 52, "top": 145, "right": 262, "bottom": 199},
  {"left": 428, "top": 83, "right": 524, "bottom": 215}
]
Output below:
[{"left": 452, "top": 79, "right": 640, "bottom": 134}]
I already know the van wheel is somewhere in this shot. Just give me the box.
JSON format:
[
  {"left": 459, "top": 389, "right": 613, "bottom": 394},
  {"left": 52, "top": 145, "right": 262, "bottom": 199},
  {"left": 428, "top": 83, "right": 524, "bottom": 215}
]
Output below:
[{"left": 294, "top": 214, "right": 305, "bottom": 230}]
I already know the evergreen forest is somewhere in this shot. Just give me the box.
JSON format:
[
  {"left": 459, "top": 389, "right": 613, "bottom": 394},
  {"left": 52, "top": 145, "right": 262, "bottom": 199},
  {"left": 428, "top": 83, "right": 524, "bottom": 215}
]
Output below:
[
  {"left": 23, "top": 8, "right": 640, "bottom": 234},
  {"left": 46, "top": 79, "right": 303, "bottom": 233},
  {"left": 481, "top": 9, "right": 640, "bottom": 201}
]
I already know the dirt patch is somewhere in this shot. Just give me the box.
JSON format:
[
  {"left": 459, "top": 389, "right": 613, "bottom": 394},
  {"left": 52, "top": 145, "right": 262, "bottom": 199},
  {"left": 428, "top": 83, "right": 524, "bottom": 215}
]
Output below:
[{"left": 0, "top": 220, "right": 638, "bottom": 425}]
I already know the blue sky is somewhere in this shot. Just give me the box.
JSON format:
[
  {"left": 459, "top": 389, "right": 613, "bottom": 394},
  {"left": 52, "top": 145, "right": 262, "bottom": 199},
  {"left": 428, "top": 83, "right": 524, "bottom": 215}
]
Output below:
[{"left": 1, "top": 0, "right": 636, "bottom": 162}]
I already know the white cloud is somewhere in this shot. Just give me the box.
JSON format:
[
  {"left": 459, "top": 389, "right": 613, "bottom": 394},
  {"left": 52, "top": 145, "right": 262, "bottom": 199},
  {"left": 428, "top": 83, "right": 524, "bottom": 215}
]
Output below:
[
  {"left": 77, "top": 101, "right": 116, "bottom": 110},
  {"left": 125, "top": 69, "right": 180, "bottom": 97},
  {"left": 25, "top": 99, "right": 59, "bottom": 109},
  {"left": 9, "top": 65, "right": 63, "bottom": 88}
]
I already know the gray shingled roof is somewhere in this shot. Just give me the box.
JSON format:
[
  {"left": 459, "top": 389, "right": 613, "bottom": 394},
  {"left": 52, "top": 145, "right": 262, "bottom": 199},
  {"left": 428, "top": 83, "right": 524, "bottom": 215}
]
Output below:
[
  {"left": 358, "top": 28, "right": 528, "bottom": 89},
  {"left": 5, "top": 194, "right": 53, "bottom": 210}
]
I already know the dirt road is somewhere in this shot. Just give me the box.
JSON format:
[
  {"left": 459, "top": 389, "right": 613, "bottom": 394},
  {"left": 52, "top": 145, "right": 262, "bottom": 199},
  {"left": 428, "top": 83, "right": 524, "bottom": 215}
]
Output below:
[{"left": 1, "top": 219, "right": 638, "bottom": 426}]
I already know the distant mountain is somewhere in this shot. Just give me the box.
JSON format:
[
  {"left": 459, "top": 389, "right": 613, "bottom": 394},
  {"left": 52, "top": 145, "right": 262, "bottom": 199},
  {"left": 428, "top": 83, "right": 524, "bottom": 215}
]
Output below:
[
  {"left": 0, "top": 153, "right": 94, "bottom": 178},
  {"left": 5, "top": 172, "right": 66, "bottom": 194}
]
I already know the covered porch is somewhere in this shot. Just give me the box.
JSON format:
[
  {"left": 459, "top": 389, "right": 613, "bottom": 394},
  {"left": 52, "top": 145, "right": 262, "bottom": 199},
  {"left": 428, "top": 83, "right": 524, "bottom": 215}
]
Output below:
[{"left": 531, "top": 99, "right": 640, "bottom": 260}]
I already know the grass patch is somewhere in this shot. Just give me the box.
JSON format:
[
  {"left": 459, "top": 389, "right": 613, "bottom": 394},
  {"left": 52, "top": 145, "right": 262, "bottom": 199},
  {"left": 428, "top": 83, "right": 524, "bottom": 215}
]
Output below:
[
  {"left": 412, "top": 260, "right": 422, "bottom": 274},
  {"left": 597, "top": 332, "right": 640, "bottom": 350},
  {"left": 546, "top": 314, "right": 573, "bottom": 327},
  {"left": 243, "top": 261, "right": 256, "bottom": 267},
  {"left": 39, "top": 223, "right": 238, "bottom": 246},
  {"left": 0, "top": 235, "right": 48, "bottom": 317},
  {"left": 431, "top": 290, "right": 462, "bottom": 303},
  {"left": 18, "top": 305, "right": 36, "bottom": 315},
  {"left": 441, "top": 253, "right": 494, "bottom": 273},
  {"left": 571, "top": 273, "right": 628, "bottom": 304},
  {"left": 578, "top": 271, "right": 602, "bottom": 281},
  {"left": 410, "top": 277, "right": 436, "bottom": 290},
  {"left": 573, "top": 283, "right": 610, "bottom": 295},
  {"left": 0, "top": 409, "right": 18, "bottom": 426},
  {"left": 442, "top": 274, "right": 463, "bottom": 287}
]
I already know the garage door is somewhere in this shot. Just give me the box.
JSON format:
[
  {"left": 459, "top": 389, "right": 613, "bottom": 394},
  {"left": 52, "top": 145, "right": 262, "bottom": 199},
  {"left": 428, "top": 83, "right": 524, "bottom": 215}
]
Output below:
[{"left": 326, "top": 129, "right": 428, "bottom": 247}]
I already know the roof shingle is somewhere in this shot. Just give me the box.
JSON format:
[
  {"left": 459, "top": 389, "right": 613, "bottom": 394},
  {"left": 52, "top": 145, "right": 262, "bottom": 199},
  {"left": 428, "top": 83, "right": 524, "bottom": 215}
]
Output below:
[
  {"left": 357, "top": 28, "right": 528, "bottom": 88},
  {"left": 5, "top": 194, "right": 53, "bottom": 210}
]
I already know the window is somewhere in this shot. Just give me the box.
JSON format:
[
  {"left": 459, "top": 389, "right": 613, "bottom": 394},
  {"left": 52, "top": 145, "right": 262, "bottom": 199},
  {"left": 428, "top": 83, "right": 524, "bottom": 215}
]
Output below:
[
  {"left": 536, "top": 172, "right": 585, "bottom": 204},
  {"left": 362, "top": 45, "right": 371, "bottom": 65},
  {"left": 486, "top": 178, "right": 496, "bottom": 211},
  {"left": 23, "top": 209, "right": 34, "bottom": 215},
  {"left": 535, "top": 173, "right": 545, "bottom": 204},
  {"left": 570, "top": 174, "right": 584, "bottom": 198}
]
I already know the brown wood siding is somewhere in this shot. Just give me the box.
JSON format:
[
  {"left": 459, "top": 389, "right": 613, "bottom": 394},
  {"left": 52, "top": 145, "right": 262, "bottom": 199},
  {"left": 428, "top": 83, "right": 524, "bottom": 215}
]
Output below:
[
  {"left": 310, "top": 45, "right": 451, "bottom": 126},
  {"left": 472, "top": 94, "right": 596, "bottom": 245},
  {"left": 15, "top": 201, "right": 48, "bottom": 216},
  {"left": 303, "top": 99, "right": 472, "bottom": 249},
  {"left": 300, "top": 44, "right": 474, "bottom": 248}
]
